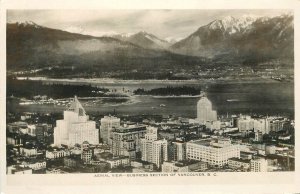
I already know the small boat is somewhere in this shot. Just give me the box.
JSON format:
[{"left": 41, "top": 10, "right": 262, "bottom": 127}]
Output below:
[
  {"left": 227, "top": 99, "right": 239, "bottom": 102},
  {"left": 160, "top": 104, "right": 166, "bottom": 107}
]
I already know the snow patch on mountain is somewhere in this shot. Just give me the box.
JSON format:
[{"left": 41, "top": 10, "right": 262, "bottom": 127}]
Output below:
[
  {"left": 208, "top": 15, "right": 258, "bottom": 34},
  {"left": 9, "top": 21, "right": 41, "bottom": 28}
]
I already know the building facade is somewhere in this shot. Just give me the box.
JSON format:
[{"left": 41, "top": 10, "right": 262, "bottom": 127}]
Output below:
[
  {"left": 161, "top": 161, "right": 189, "bottom": 173},
  {"left": 141, "top": 126, "right": 158, "bottom": 162},
  {"left": 186, "top": 138, "right": 240, "bottom": 167},
  {"left": 228, "top": 157, "right": 251, "bottom": 171},
  {"left": 111, "top": 125, "right": 147, "bottom": 159},
  {"left": 172, "top": 141, "right": 186, "bottom": 161},
  {"left": 197, "top": 95, "right": 217, "bottom": 124},
  {"left": 81, "top": 141, "right": 94, "bottom": 164},
  {"left": 54, "top": 96, "right": 99, "bottom": 147},
  {"left": 250, "top": 158, "right": 268, "bottom": 172},
  {"left": 100, "top": 116, "right": 120, "bottom": 145},
  {"left": 140, "top": 127, "right": 168, "bottom": 168},
  {"left": 46, "top": 149, "right": 70, "bottom": 159},
  {"left": 151, "top": 139, "right": 168, "bottom": 168},
  {"left": 106, "top": 156, "right": 130, "bottom": 168}
]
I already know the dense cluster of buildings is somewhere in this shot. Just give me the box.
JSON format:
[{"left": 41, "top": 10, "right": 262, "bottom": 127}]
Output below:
[{"left": 6, "top": 95, "right": 294, "bottom": 174}]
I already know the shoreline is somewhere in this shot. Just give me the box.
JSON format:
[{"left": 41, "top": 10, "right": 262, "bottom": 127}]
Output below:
[{"left": 15, "top": 76, "right": 288, "bottom": 85}]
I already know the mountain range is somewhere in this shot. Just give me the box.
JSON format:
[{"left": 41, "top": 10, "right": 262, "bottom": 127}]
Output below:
[
  {"left": 6, "top": 13, "right": 294, "bottom": 79},
  {"left": 171, "top": 14, "right": 293, "bottom": 62}
]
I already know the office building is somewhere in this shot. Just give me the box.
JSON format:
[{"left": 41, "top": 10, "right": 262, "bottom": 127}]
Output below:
[
  {"left": 161, "top": 161, "right": 189, "bottom": 172},
  {"left": 100, "top": 116, "right": 120, "bottom": 145},
  {"left": 151, "top": 139, "right": 168, "bottom": 168},
  {"left": 140, "top": 127, "right": 168, "bottom": 168},
  {"left": 197, "top": 94, "right": 217, "bottom": 124},
  {"left": 237, "top": 115, "right": 254, "bottom": 132},
  {"left": 36, "top": 124, "right": 47, "bottom": 142},
  {"left": 141, "top": 126, "right": 158, "bottom": 162},
  {"left": 54, "top": 96, "right": 99, "bottom": 147},
  {"left": 186, "top": 138, "right": 240, "bottom": 167},
  {"left": 111, "top": 125, "right": 147, "bottom": 159},
  {"left": 81, "top": 141, "right": 94, "bottom": 164},
  {"left": 172, "top": 141, "right": 186, "bottom": 161}
]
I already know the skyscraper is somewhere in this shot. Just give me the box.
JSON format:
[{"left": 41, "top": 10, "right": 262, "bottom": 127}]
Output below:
[
  {"left": 111, "top": 125, "right": 147, "bottom": 159},
  {"left": 100, "top": 116, "right": 120, "bottom": 145},
  {"left": 152, "top": 139, "right": 168, "bottom": 168},
  {"left": 196, "top": 94, "right": 217, "bottom": 124},
  {"left": 141, "top": 126, "right": 158, "bottom": 162},
  {"left": 141, "top": 127, "right": 168, "bottom": 168},
  {"left": 54, "top": 96, "right": 99, "bottom": 147}
]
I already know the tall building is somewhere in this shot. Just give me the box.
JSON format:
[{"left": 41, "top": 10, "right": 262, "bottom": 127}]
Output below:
[
  {"left": 141, "top": 127, "right": 168, "bottom": 168},
  {"left": 54, "top": 96, "right": 99, "bottom": 147},
  {"left": 237, "top": 115, "right": 254, "bottom": 132},
  {"left": 254, "top": 131, "right": 263, "bottom": 142},
  {"left": 151, "top": 139, "right": 168, "bottom": 169},
  {"left": 81, "top": 141, "right": 94, "bottom": 164},
  {"left": 111, "top": 125, "right": 147, "bottom": 159},
  {"left": 172, "top": 141, "right": 186, "bottom": 161},
  {"left": 197, "top": 94, "right": 217, "bottom": 124},
  {"left": 36, "top": 124, "right": 47, "bottom": 142},
  {"left": 100, "top": 116, "right": 120, "bottom": 145},
  {"left": 141, "top": 126, "right": 158, "bottom": 162},
  {"left": 186, "top": 138, "right": 240, "bottom": 167}
]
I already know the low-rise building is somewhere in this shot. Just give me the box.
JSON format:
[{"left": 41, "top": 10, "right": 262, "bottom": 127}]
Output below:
[
  {"left": 161, "top": 160, "right": 208, "bottom": 173},
  {"left": 21, "top": 160, "right": 47, "bottom": 171},
  {"left": 46, "top": 168, "right": 69, "bottom": 174},
  {"left": 188, "top": 161, "right": 208, "bottom": 172},
  {"left": 64, "top": 156, "right": 82, "bottom": 168},
  {"left": 46, "top": 149, "right": 70, "bottom": 159},
  {"left": 228, "top": 157, "right": 251, "bottom": 171},
  {"left": 106, "top": 156, "right": 130, "bottom": 169},
  {"left": 7, "top": 165, "right": 32, "bottom": 174},
  {"left": 20, "top": 147, "right": 38, "bottom": 157},
  {"left": 161, "top": 161, "right": 189, "bottom": 173},
  {"left": 250, "top": 158, "right": 268, "bottom": 172}
]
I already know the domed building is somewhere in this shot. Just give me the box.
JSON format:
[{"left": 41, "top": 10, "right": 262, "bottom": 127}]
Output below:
[{"left": 196, "top": 94, "right": 217, "bottom": 124}]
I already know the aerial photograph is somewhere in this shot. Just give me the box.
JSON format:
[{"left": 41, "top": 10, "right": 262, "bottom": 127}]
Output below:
[{"left": 6, "top": 10, "right": 294, "bottom": 174}]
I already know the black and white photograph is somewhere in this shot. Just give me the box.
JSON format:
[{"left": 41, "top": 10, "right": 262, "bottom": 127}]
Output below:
[
  {"left": 1, "top": 1, "right": 300, "bottom": 193},
  {"left": 5, "top": 9, "right": 295, "bottom": 175}
]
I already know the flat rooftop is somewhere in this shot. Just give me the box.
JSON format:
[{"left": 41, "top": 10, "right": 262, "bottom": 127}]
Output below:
[
  {"left": 189, "top": 139, "right": 211, "bottom": 146},
  {"left": 229, "top": 157, "right": 251, "bottom": 163},
  {"left": 114, "top": 125, "right": 146, "bottom": 133},
  {"left": 188, "top": 138, "right": 232, "bottom": 148}
]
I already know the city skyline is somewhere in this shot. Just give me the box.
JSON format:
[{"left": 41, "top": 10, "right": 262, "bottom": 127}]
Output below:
[
  {"left": 5, "top": 5, "right": 295, "bottom": 179},
  {"left": 6, "top": 94, "right": 295, "bottom": 174}
]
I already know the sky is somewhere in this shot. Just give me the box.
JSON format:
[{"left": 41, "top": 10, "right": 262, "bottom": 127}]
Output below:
[{"left": 7, "top": 9, "right": 290, "bottom": 41}]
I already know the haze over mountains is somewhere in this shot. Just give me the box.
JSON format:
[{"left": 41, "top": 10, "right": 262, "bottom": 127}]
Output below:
[
  {"left": 7, "top": 13, "right": 293, "bottom": 79},
  {"left": 107, "top": 31, "right": 171, "bottom": 50}
]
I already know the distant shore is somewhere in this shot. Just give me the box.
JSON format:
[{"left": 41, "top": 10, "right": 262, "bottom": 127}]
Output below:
[{"left": 16, "top": 76, "right": 285, "bottom": 85}]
